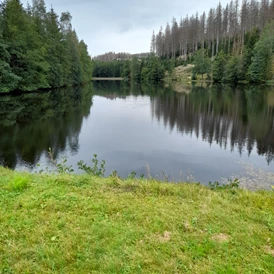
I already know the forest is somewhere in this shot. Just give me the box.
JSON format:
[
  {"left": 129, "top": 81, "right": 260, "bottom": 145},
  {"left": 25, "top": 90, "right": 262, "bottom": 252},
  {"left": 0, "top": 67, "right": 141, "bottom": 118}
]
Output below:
[
  {"left": 152, "top": 0, "right": 274, "bottom": 83},
  {"left": 93, "top": 0, "right": 274, "bottom": 84},
  {"left": 92, "top": 55, "right": 177, "bottom": 83},
  {"left": 0, "top": 0, "right": 93, "bottom": 93}
]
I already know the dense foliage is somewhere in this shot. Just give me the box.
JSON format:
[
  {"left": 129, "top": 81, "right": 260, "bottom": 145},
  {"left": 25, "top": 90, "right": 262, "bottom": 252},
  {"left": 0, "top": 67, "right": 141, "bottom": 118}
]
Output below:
[
  {"left": 0, "top": 0, "right": 92, "bottom": 93},
  {"left": 192, "top": 22, "right": 274, "bottom": 83},
  {"left": 152, "top": 0, "right": 274, "bottom": 59},
  {"left": 151, "top": 0, "right": 274, "bottom": 83},
  {"left": 92, "top": 55, "right": 183, "bottom": 83}
]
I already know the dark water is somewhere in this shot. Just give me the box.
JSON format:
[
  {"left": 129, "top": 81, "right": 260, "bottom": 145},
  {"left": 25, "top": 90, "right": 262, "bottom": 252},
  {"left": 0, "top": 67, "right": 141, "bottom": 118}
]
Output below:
[{"left": 1, "top": 81, "right": 274, "bottom": 185}]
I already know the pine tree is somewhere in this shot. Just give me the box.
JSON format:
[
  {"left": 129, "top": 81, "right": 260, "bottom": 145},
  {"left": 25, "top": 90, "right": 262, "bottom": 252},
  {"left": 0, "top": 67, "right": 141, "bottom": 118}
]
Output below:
[
  {"left": 248, "top": 22, "right": 274, "bottom": 82},
  {"left": 212, "top": 50, "right": 227, "bottom": 82}
]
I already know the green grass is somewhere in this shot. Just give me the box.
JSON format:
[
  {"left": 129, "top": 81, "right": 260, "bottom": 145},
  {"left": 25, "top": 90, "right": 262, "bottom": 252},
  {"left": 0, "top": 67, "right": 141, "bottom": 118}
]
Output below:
[{"left": 0, "top": 167, "right": 274, "bottom": 273}]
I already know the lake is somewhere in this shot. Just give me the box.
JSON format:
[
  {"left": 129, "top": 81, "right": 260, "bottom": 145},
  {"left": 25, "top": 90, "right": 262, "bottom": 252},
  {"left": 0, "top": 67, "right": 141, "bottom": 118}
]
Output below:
[{"left": 1, "top": 81, "right": 274, "bottom": 187}]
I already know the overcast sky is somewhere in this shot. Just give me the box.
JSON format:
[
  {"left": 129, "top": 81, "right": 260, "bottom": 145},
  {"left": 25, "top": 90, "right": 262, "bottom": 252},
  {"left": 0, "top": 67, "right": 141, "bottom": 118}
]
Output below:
[{"left": 22, "top": 0, "right": 231, "bottom": 57}]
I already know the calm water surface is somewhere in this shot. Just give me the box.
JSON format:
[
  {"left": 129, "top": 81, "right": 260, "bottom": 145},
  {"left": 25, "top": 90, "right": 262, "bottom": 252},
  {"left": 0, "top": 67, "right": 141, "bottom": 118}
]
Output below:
[{"left": 1, "top": 81, "right": 274, "bottom": 186}]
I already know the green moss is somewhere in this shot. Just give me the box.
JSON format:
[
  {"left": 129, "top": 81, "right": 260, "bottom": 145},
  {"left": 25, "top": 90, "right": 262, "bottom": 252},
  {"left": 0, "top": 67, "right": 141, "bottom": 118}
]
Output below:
[{"left": 0, "top": 167, "right": 273, "bottom": 273}]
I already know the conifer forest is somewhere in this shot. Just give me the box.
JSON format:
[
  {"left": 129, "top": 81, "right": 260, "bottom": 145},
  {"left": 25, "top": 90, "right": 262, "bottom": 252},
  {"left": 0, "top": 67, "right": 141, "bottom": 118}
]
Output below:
[
  {"left": 0, "top": 0, "right": 93, "bottom": 93},
  {"left": 93, "top": 0, "right": 274, "bottom": 84}
]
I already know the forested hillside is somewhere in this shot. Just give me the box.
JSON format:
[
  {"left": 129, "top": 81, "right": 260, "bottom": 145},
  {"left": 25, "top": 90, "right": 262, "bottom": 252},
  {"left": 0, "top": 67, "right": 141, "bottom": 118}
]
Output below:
[
  {"left": 92, "top": 0, "right": 274, "bottom": 84},
  {"left": 93, "top": 52, "right": 150, "bottom": 62},
  {"left": 151, "top": 0, "right": 274, "bottom": 83},
  {"left": 0, "top": 0, "right": 92, "bottom": 93},
  {"left": 92, "top": 55, "right": 177, "bottom": 83}
]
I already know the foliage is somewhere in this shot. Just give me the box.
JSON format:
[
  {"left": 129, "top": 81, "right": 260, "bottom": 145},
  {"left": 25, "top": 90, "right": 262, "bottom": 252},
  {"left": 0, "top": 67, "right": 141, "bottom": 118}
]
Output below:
[
  {"left": 212, "top": 50, "right": 227, "bottom": 82},
  {"left": 7, "top": 174, "right": 29, "bottom": 191},
  {"left": 209, "top": 179, "right": 240, "bottom": 190},
  {"left": 92, "top": 54, "right": 167, "bottom": 83},
  {"left": 148, "top": 0, "right": 274, "bottom": 83},
  {"left": 92, "top": 60, "right": 124, "bottom": 78},
  {"left": 48, "top": 147, "right": 74, "bottom": 174},
  {"left": 223, "top": 56, "right": 241, "bottom": 83},
  {"left": 0, "top": 167, "right": 274, "bottom": 273},
  {"left": 77, "top": 154, "right": 106, "bottom": 177},
  {"left": 248, "top": 22, "right": 274, "bottom": 83},
  {"left": 47, "top": 148, "right": 106, "bottom": 177},
  {"left": 0, "top": 0, "right": 93, "bottom": 93},
  {"left": 127, "top": 171, "right": 137, "bottom": 179},
  {"left": 192, "top": 49, "right": 211, "bottom": 79}
]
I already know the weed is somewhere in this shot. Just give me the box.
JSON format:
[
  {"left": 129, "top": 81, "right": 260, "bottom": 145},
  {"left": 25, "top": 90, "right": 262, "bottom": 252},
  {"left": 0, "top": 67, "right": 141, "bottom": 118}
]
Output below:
[
  {"left": 77, "top": 154, "right": 105, "bottom": 177},
  {"left": 48, "top": 148, "right": 74, "bottom": 174},
  {"left": 128, "top": 171, "right": 137, "bottom": 179},
  {"left": 209, "top": 179, "right": 240, "bottom": 190},
  {"left": 110, "top": 170, "right": 119, "bottom": 177},
  {"left": 7, "top": 174, "right": 29, "bottom": 191}
]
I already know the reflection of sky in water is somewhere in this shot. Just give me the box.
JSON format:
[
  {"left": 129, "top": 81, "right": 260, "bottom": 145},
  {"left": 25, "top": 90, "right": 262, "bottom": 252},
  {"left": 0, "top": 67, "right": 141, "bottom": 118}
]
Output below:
[
  {"left": 56, "top": 95, "right": 273, "bottom": 185},
  {"left": 3, "top": 87, "right": 274, "bottom": 187}
]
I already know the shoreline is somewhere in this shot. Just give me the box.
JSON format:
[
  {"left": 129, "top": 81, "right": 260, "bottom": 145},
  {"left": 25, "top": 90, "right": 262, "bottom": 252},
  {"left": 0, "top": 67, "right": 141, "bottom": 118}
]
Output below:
[{"left": 92, "top": 77, "right": 124, "bottom": 81}]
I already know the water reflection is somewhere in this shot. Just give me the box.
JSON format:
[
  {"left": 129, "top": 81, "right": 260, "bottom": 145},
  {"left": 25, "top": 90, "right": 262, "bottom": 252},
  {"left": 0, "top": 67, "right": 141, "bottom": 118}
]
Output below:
[
  {"left": 0, "top": 84, "right": 93, "bottom": 168},
  {"left": 151, "top": 84, "right": 274, "bottom": 164},
  {"left": 0, "top": 81, "right": 273, "bottom": 183}
]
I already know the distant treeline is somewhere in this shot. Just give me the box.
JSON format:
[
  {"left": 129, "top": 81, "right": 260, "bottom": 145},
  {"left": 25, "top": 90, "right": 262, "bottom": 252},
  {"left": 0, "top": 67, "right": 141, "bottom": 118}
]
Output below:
[
  {"left": 0, "top": 0, "right": 93, "bottom": 93},
  {"left": 93, "top": 52, "right": 150, "bottom": 62},
  {"left": 93, "top": 24, "right": 273, "bottom": 84},
  {"left": 92, "top": 55, "right": 183, "bottom": 83},
  {"left": 151, "top": 0, "right": 274, "bottom": 83}
]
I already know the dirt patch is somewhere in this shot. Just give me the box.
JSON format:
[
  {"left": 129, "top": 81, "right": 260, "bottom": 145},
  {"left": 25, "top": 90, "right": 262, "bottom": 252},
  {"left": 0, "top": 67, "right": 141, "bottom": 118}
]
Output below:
[
  {"left": 158, "top": 231, "right": 171, "bottom": 243},
  {"left": 265, "top": 246, "right": 274, "bottom": 256},
  {"left": 211, "top": 233, "right": 230, "bottom": 243},
  {"left": 169, "top": 64, "right": 194, "bottom": 82},
  {"left": 184, "top": 221, "right": 192, "bottom": 231}
]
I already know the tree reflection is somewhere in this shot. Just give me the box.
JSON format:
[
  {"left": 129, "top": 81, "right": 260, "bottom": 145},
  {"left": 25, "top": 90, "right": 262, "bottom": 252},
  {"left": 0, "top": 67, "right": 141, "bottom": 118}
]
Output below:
[
  {"left": 0, "top": 84, "right": 93, "bottom": 168},
  {"left": 151, "top": 84, "right": 274, "bottom": 163},
  {"left": 0, "top": 81, "right": 273, "bottom": 170}
]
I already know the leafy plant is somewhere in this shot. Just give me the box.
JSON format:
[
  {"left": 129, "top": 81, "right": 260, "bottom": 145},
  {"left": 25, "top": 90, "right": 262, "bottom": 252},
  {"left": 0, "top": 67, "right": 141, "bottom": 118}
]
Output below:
[
  {"left": 110, "top": 170, "right": 118, "bottom": 177},
  {"left": 209, "top": 179, "right": 240, "bottom": 190},
  {"left": 8, "top": 175, "right": 29, "bottom": 191},
  {"left": 48, "top": 148, "right": 74, "bottom": 174},
  {"left": 128, "top": 171, "right": 137, "bottom": 179},
  {"left": 77, "top": 154, "right": 105, "bottom": 177}
]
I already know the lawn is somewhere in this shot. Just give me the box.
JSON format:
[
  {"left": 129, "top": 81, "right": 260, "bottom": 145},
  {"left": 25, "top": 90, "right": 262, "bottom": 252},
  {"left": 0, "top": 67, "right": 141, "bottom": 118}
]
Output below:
[{"left": 0, "top": 167, "right": 273, "bottom": 273}]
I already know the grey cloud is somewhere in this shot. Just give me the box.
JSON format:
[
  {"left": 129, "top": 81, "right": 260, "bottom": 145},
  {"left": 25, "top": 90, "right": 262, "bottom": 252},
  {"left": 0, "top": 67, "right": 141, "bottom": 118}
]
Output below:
[{"left": 21, "top": 0, "right": 231, "bottom": 55}]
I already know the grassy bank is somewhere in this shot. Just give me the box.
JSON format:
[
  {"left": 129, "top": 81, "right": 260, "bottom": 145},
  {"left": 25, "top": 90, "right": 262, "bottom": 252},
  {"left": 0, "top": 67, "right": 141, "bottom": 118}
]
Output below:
[{"left": 0, "top": 167, "right": 274, "bottom": 273}]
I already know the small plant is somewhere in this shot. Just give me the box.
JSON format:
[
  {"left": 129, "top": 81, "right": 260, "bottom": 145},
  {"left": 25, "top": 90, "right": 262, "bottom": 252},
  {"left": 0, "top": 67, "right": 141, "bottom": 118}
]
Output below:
[
  {"left": 209, "top": 179, "right": 240, "bottom": 190},
  {"left": 77, "top": 154, "right": 105, "bottom": 177},
  {"left": 48, "top": 148, "right": 74, "bottom": 174},
  {"left": 8, "top": 175, "right": 29, "bottom": 191},
  {"left": 191, "top": 72, "right": 197, "bottom": 80},
  {"left": 139, "top": 173, "right": 145, "bottom": 179},
  {"left": 110, "top": 170, "right": 119, "bottom": 177},
  {"left": 128, "top": 171, "right": 137, "bottom": 179},
  {"left": 161, "top": 170, "right": 169, "bottom": 182}
]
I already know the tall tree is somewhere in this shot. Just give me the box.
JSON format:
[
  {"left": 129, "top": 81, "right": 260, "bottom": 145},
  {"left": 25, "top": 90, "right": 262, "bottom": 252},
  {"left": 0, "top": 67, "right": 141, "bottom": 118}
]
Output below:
[{"left": 150, "top": 30, "right": 156, "bottom": 53}]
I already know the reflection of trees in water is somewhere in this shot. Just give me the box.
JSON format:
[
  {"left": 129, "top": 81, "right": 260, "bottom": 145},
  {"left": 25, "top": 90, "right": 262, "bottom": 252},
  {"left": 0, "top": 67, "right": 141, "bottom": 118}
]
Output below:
[
  {"left": 92, "top": 81, "right": 274, "bottom": 164},
  {"left": 0, "top": 84, "right": 93, "bottom": 169},
  {"left": 151, "top": 85, "right": 274, "bottom": 163},
  {"left": 92, "top": 81, "right": 167, "bottom": 99}
]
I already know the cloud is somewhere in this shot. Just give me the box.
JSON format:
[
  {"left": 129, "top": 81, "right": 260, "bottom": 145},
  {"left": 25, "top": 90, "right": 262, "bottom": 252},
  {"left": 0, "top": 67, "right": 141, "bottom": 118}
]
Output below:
[{"left": 21, "top": 0, "right": 231, "bottom": 56}]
